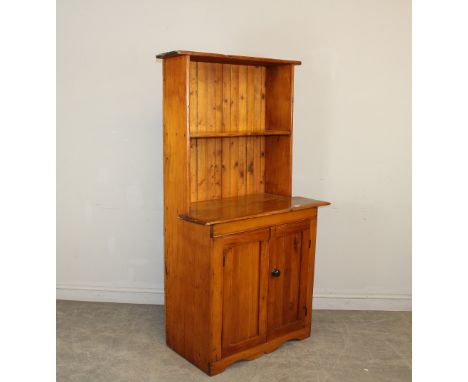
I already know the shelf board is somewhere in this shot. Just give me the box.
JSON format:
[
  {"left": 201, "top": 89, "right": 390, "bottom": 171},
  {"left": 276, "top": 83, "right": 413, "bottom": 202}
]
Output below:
[
  {"left": 179, "top": 193, "right": 330, "bottom": 225},
  {"left": 190, "top": 130, "right": 291, "bottom": 138}
]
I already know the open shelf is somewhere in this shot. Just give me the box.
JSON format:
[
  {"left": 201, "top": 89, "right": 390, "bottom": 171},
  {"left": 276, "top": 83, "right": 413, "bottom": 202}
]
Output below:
[
  {"left": 179, "top": 193, "right": 330, "bottom": 225},
  {"left": 190, "top": 130, "right": 290, "bottom": 138}
]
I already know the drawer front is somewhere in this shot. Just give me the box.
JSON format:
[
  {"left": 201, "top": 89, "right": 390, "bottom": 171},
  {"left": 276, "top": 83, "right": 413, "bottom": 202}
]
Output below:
[
  {"left": 267, "top": 220, "right": 311, "bottom": 339},
  {"left": 211, "top": 208, "right": 317, "bottom": 237}
]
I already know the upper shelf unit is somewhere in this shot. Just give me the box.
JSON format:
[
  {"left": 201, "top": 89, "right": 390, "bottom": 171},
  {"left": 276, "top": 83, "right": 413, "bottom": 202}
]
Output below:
[{"left": 158, "top": 50, "right": 298, "bottom": 202}]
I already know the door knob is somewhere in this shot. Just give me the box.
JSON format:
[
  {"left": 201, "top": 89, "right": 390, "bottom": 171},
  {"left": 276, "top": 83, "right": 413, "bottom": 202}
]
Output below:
[{"left": 271, "top": 268, "right": 281, "bottom": 278}]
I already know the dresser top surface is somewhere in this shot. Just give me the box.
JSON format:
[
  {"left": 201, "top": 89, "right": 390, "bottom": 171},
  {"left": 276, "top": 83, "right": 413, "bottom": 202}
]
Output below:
[
  {"left": 179, "top": 193, "right": 330, "bottom": 225},
  {"left": 156, "top": 50, "right": 302, "bottom": 66}
]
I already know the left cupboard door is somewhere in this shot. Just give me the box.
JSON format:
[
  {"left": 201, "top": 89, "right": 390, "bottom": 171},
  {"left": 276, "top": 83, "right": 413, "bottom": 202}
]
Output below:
[{"left": 216, "top": 228, "right": 270, "bottom": 357}]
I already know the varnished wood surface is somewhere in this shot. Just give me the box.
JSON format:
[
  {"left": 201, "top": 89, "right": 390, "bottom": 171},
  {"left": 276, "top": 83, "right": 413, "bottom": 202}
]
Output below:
[
  {"left": 166, "top": 220, "right": 212, "bottom": 372},
  {"left": 212, "top": 208, "right": 317, "bottom": 237},
  {"left": 156, "top": 50, "right": 301, "bottom": 66},
  {"left": 305, "top": 216, "right": 318, "bottom": 330},
  {"left": 189, "top": 62, "right": 267, "bottom": 202},
  {"left": 264, "top": 65, "right": 294, "bottom": 195},
  {"left": 159, "top": 51, "right": 330, "bottom": 376},
  {"left": 190, "top": 130, "right": 290, "bottom": 138},
  {"left": 268, "top": 221, "right": 310, "bottom": 339},
  {"left": 209, "top": 327, "right": 310, "bottom": 375},
  {"left": 217, "top": 229, "right": 270, "bottom": 357},
  {"left": 179, "top": 193, "right": 330, "bottom": 225},
  {"left": 162, "top": 55, "right": 192, "bottom": 358}
]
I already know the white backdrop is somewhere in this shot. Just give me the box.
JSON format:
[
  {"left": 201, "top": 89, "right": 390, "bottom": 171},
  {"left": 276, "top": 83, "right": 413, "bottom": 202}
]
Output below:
[{"left": 57, "top": 0, "right": 411, "bottom": 310}]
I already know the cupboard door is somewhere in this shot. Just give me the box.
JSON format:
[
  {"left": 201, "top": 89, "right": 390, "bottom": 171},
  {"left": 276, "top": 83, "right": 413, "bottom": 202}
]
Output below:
[
  {"left": 219, "top": 229, "right": 270, "bottom": 357},
  {"left": 268, "top": 220, "right": 311, "bottom": 339}
]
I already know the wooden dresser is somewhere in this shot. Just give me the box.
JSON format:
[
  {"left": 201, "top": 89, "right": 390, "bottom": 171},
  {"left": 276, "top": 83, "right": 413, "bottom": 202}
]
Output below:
[{"left": 156, "top": 50, "right": 330, "bottom": 376}]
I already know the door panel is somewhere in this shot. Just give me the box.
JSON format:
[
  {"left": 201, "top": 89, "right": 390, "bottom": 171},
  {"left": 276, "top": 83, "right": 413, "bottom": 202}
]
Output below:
[
  {"left": 268, "top": 220, "right": 310, "bottom": 339},
  {"left": 219, "top": 229, "right": 269, "bottom": 357}
]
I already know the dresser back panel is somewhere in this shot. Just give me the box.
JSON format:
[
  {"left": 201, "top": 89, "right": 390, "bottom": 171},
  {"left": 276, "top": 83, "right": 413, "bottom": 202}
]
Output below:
[{"left": 189, "top": 62, "right": 267, "bottom": 202}]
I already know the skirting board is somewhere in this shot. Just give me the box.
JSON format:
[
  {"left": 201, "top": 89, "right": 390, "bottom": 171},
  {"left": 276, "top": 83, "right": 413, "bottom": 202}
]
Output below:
[
  {"left": 313, "top": 293, "right": 411, "bottom": 311},
  {"left": 56, "top": 285, "right": 165, "bottom": 305},
  {"left": 56, "top": 285, "right": 411, "bottom": 311}
]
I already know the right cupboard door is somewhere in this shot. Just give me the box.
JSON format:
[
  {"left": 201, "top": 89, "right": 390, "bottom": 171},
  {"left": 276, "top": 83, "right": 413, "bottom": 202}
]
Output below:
[{"left": 267, "top": 220, "right": 311, "bottom": 339}]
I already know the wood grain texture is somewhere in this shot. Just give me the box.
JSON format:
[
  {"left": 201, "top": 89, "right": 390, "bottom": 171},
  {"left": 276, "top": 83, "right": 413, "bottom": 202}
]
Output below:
[
  {"left": 190, "top": 130, "right": 289, "bottom": 138},
  {"left": 229, "top": 65, "right": 240, "bottom": 198},
  {"left": 212, "top": 208, "right": 317, "bottom": 237},
  {"left": 170, "top": 220, "right": 212, "bottom": 372},
  {"left": 221, "top": 64, "right": 232, "bottom": 198},
  {"left": 196, "top": 62, "right": 208, "bottom": 201},
  {"left": 268, "top": 220, "right": 310, "bottom": 339},
  {"left": 265, "top": 65, "right": 294, "bottom": 132},
  {"left": 264, "top": 65, "right": 294, "bottom": 196},
  {"left": 162, "top": 55, "right": 190, "bottom": 354},
  {"left": 189, "top": 62, "right": 267, "bottom": 201},
  {"left": 209, "top": 327, "right": 310, "bottom": 376},
  {"left": 162, "top": 54, "right": 222, "bottom": 374},
  {"left": 217, "top": 229, "right": 270, "bottom": 357},
  {"left": 305, "top": 214, "right": 318, "bottom": 331},
  {"left": 189, "top": 61, "right": 198, "bottom": 202},
  {"left": 179, "top": 193, "right": 330, "bottom": 225},
  {"left": 156, "top": 50, "right": 302, "bottom": 66},
  {"left": 160, "top": 52, "right": 330, "bottom": 376}
]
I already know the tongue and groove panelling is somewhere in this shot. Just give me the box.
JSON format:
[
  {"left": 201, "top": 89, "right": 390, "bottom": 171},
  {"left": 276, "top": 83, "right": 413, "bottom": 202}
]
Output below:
[{"left": 189, "top": 62, "right": 266, "bottom": 202}]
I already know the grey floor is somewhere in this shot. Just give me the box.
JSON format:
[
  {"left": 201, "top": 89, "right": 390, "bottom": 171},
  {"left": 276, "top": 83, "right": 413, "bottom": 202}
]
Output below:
[{"left": 57, "top": 300, "right": 411, "bottom": 382}]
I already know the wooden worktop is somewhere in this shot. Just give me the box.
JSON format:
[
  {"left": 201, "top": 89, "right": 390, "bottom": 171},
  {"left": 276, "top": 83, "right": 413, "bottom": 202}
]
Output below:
[{"left": 179, "top": 193, "right": 330, "bottom": 225}]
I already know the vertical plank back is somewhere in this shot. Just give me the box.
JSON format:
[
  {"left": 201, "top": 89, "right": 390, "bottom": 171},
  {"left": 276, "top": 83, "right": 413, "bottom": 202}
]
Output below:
[{"left": 189, "top": 62, "right": 268, "bottom": 202}]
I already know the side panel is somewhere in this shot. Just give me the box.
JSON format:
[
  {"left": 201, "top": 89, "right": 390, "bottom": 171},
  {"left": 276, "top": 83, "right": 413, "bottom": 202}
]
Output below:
[
  {"left": 174, "top": 221, "right": 213, "bottom": 371},
  {"left": 162, "top": 55, "right": 192, "bottom": 359},
  {"left": 305, "top": 212, "right": 318, "bottom": 332},
  {"left": 264, "top": 64, "right": 294, "bottom": 196}
]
